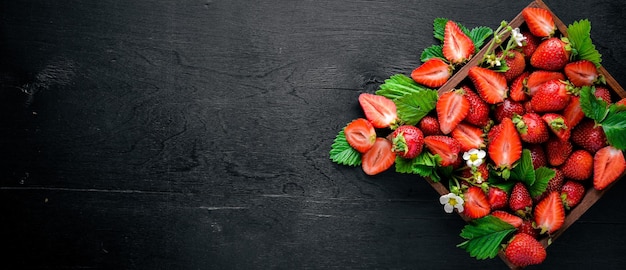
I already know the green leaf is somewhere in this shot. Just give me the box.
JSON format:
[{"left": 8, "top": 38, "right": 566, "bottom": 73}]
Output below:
[
  {"left": 376, "top": 74, "right": 434, "bottom": 100},
  {"left": 529, "top": 167, "right": 555, "bottom": 198},
  {"left": 601, "top": 107, "right": 626, "bottom": 150},
  {"left": 395, "top": 90, "right": 439, "bottom": 125},
  {"left": 329, "top": 128, "right": 361, "bottom": 166},
  {"left": 510, "top": 149, "right": 535, "bottom": 186},
  {"left": 433, "top": 18, "right": 470, "bottom": 42},
  {"left": 567, "top": 19, "right": 602, "bottom": 67},
  {"left": 396, "top": 151, "right": 441, "bottom": 179},
  {"left": 457, "top": 216, "right": 516, "bottom": 260},
  {"left": 468, "top": 26, "right": 494, "bottom": 52},
  {"left": 420, "top": 45, "right": 444, "bottom": 62},
  {"left": 579, "top": 86, "right": 609, "bottom": 122}
]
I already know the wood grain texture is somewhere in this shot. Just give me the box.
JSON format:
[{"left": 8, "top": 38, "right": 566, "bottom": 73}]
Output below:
[{"left": 1, "top": 0, "right": 626, "bottom": 269}]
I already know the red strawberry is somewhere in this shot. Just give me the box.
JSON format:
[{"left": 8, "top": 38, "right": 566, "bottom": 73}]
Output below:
[
  {"left": 564, "top": 60, "right": 599, "bottom": 87},
  {"left": 493, "top": 98, "right": 525, "bottom": 123},
  {"left": 499, "top": 50, "right": 526, "bottom": 82},
  {"left": 522, "top": 7, "right": 555, "bottom": 38},
  {"left": 504, "top": 233, "right": 547, "bottom": 267},
  {"left": 519, "top": 220, "right": 540, "bottom": 239},
  {"left": 560, "top": 149, "right": 594, "bottom": 181},
  {"left": 571, "top": 119, "right": 607, "bottom": 153},
  {"left": 616, "top": 97, "right": 626, "bottom": 106},
  {"left": 361, "top": 138, "right": 396, "bottom": 176},
  {"left": 390, "top": 125, "right": 424, "bottom": 159},
  {"left": 344, "top": 118, "right": 376, "bottom": 153},
  {"left": 358, "top": 93, "right": 397, "bottom": 128},
  {"left": 411, "top": 58, "right": 452, "bottom": 88},
  {"left": 521, "top": 31, "right": 541, "bottom": 61},
  {"left": 450, "top": 122, "right": 485, "bottom": 152},
  {"left": 418, "top": 115, "right": 442, "bottom": 136},
  {"left": 594, "top": 85, "right": 612, "bottom": 103},
  {"left": 562, "top": 96, "right": 585, "bottom": 129},
  {"left": 492, "top": 210, "right": 523, "bottom": 228},
  {"left": 436, "top": 89, "right": 470, "bottom": 134},
  {"left": 459, "top": 163, "right": 489, "bottom": 184},
  {"left": 527, "top": 143, "right": 547, "bottom": 169},
  {"left": 468, "top": 66, "right": 508, "bottom": 104},
  {"left": 593, "top": 146, "right": 626, "bottom": 190},
  {"left": 545, "top": 136, "right": 573, "bottom": 166},
  {"left": 462, "top": 186, "right": 491, "bottom": 219},
  {"left": 509, "top": 72, "right": 529, "bottom": 102},
  {"left": 534, "top": 191, "right": 565, "bottom": 234},
  {"left": 530, "top": 37, "right": 571, "bottom": 71},
  {"left": 531, "top": 79, "right": 571, "bottom": 113},
  {"left": 561, "top": 180, "right": 585, "bottom": 210},
  {"left": 535, "top": 168, "right": 565, "bottom": 202},
  {"left": 442, "top": 20, "right": 475, "bottom": 64},
  {"left": 542, "top": 113, "right": 571, "bottom": 141},
  {"left": 488, "top": 186, "right": 509, "bottom": 210},
  {"left": 461, "top": 86, "right": 491, "bottom": 127},
  {"left": 488, "top": 118, "right": 522, "bottom": 169},
  {"left": 525, "top": 70, "right": 566, "bottom": 96},
  {"left": 423, "top": 136, "right": 462, "bottom": 167},
  {"left": 510, "top": 182, "right": 533, "bottom": 216},
  {"left": 512, "top": 113, "right": 549, "bottom": 144}
]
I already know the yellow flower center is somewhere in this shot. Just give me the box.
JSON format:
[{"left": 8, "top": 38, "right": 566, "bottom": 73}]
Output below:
[
  {"left": 449, "top": 197, "right": 458, "bottom": 206},
  {"left": 469, "top": 153, "right": 480, "bottom": 162}
]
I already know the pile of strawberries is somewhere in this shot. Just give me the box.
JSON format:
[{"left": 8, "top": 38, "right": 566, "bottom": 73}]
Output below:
[{"left": 331, "top": 5, "right": 626, "bottom": 268}]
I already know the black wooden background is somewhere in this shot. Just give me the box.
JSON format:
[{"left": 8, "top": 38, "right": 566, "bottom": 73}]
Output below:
[{"left": 2, "top": 1, "right": 626, "bottom": 269}]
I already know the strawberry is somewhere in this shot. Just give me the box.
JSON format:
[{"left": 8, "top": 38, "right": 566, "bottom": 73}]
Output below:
[
  {"left": 527, "top": 143, "right": 547, "bottom": 169},
  {"left": 468, "top": 66, "right": 508, "bottom": 104},
  {"left": 593, "top": 145, "right": 626, "bottom": 190},
  {"left": 436, "top": 89, "right": 470, "bottom": 134},
  {"left": 462, "top": 186, "right": 491, "bottom": 219},
  {"left": 545, "top": 136, "right": 573, "bottom": 166},
  {"left": 390, "top": 125, "right": 424, "bottom": 159},
  {"left": 512, "top": 113, "right": 549, "bottom": 144},
  {"left": 525, "top": 70, "right": 566, "bottom": 96},
  {"left": 542, "top": 113, "right": 571, "bottom": 141},
  {"left": 594, "top": 85, "right": 612, "bottom": 103},
  {"left": 531, "top": 79, "right": 571, "bottom": 113},
  {"left": 571, "top": 119, "right": 607, "bottom": 153},
  {"left": 358, "top": 93, "right": 397, "bottom": 128},
  {"left": 498, "top": 50, "right": 526, "bottom": 82},
  {"left": 564, "top": 60, "right": 599, "bottom": 87},
  {"left": 450, "top": 122, "right": 485, "bottom": 152},
  {"left": 461, "top": 86, "right": 491, "bottom": 127},
  {"left": 519, "top": 220, "right": 540, "bottom": 239},
  {"left": 493, "top": 98, "right": 525, "bottom": 123},
  {"left": 562, "top": 96, "right": 585, "bottom": 129},
  {"left": 492, "top": 210, "right": 523, "bottom": 228},
  {"left": 423, "top": 136, "right": 462, "bottom": 167},
  {"left": 488, "top": 186, "right": 508, "bottom": 210},
  {"left": 510, "top": 182, "right": 533, "bottom": 216},
  {"left": 504, "top": 233, "right": 547, "bottom": 267},
  {"left": 344, "top": 118, "right": 376, "bottom": 153},
  {"left": 411, "top": 58, "right": 452, "bottom": 88},
  {"left": 530, "top": 37, "right": 571, "bottom": 71},
  {"left": 616, "top": 97, "right": 626, "bottom": 106},
  {"left": 535, "top": 168, "right": 565, "bottom": 202},
  {"left": 561, "top": 180, "right": 585, "bottom": 210},
  {"left": 442, "top": 20, "right": 475, "bottom": 64},
  {"left": 459, "top": 163, "right": 490, "bottom": 183},
  {"left": 521, "top": 31, "right": 541, "bottom": 61},
  {"left": 560, "top": 149, "right": 594, "bottom": 181},
  {"left": 533, "top": 191, "right": 565, "bottom": 234},
  {"left": 418, "top": 115, "right": 442, "bottom": 136},
  {"left": 509, "top": 72, "right": 529, "bottom": 102},
  {"left": 488, "top": 118, "right": 522, "bottom": 169},
  {"left": 361, "top": 138, "right": 396, "bottom": 176},
  {"left": 522, "top": 7, "right": 555, "bottom": 38}
]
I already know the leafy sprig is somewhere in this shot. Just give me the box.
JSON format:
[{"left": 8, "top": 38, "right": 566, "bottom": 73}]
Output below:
[
  {"left": 457, "top": 215, "right": 517, "bottom": 260},
  {"left": 329, "top": 128, "right": 361, "bottom": 166},
  {"left": 567, "top": 19, "right": 602, "bottom": 66},
  {"left": 580, "top": 86, "right": 626, "bottom": 149}
]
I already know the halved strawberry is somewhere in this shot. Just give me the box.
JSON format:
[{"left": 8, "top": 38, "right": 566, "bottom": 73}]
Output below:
[
  {"left": 562, "top": 96, "right": 585, "bottom": 129},
  {"left": 564, "top": 60, "right": 599, "bottom": 87},
  {"left": 530, "top": 79, "right": 571, "bottom": 113},
  {"left": 522, "top": 7, "right": 555, "bottom": 38},
  {"left": 525, "top": 70, "right": 566, "bottom": 96},
  {"left": 534, "top": 191, "right": 565, "bottom": 234},
  {"left": 461, "top": 86, "right": 491, "bottom": 127},
  {"left": 463, "top": 186, "right": 491, "bottom": 219},
  {"left": 450, "top": 122, "right": 485, "bottom": 152},
  {"left": 468, "top": 66, "right": 508, "bottom": 104},
  {"left": 411, "top": 58, "right": 452, "bottom": 88},
  {"left": 530, "top": 37, "right": 571, "bottom": 71},
  {"left": 442, "top": 20, "right": 475, "bottom": 64},
  {"left": 509, "top": 72, "right": 529, "bottom": 102},
  {"left": 488, "top": 117, "right": 522, "bottom": 169},
  {"left": 361, "top": 137, "right": 396, "bottom": 176},
  {"left": 492, "top": 210, "right": 523, "bottom": 228},
  {"left": 542, "top": 113, "right": 571, "bottom": 141},
  {"left": 504, "top": 233, "right": 547, "bottom": 267},
  {"left": 593, "top": 146, "right": 626, "bottom": 190},
  {"left": 358, "top": 93, "right": 397, "bottom": 128},
  {"left": 436, "top": 89, "right": 470, "bottom": 134},
  {"left": 390, "top": 125, "right": 424, "bottom": 159},
  {"left": 423, "top": 135, "right": 462, "bottom": 167},
  {"left": 344, "top": 118, "right": 376, "bottom": 153}
]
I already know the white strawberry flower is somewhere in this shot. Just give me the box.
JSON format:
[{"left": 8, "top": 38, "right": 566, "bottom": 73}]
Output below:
[
  {"left": 440, "top": 193, "right": 464, "bottom": 213},
  {"left": 511, "top": 27, "right": 526, "bottom": 47},
  {"left": 463, "top": 148, "right": 486, "bottom": 167}
]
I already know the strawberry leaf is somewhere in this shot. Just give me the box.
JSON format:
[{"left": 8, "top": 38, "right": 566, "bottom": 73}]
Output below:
[
  {"left": 567, "top": 19, "right": 602, "bottom": 67},
  {"left": 376, "top": 74, "right": 433, "bottom": 100},
  {"left": 468, "top": 26, "right": 494, "bottom": 53},
  {"left": 529, "top": 167, "right": 555, "bottom": 198},
  {"left": 510, "top": 149, "right": 535, "bottom": 186},
  {"left": 580, "top": 86, "right": 609, "bottom": 122},
  {"left": 395, "top": 90, "right": 439, "bottom": 125},
  {"left": 457, "top": 215, "right": 516, "bottom": 260},
  {"left": 601, "top": 106, "right": 626, "bottom": 150},
  {"left": 420, "top": 44, "right": 445, "bottom": 62},
  {"left": 329, "top": 129, "right": 361, "bottom": 166},
  {"left": 395, "top": 151, "right": 442, "bottom": 180}
]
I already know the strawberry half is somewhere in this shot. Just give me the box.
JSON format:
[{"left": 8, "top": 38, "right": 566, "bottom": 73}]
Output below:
[
  {"left": 488, "top": 186, "right": 509, "bottom": 210},
  {"left": 492, "top": 210, "right": 523, "bottom": 228},
  {"left": 534, "top": 191, "right": 565, "bottom": 234},
  {"left": 468, "top": 66, "right": 508, "bottom": 104},
  {"left": 504, "top": 233, "right": 547, "bottom": 267},
  {"left": 361, "top": 137, "right": 396, "bottom": 176},
  {"left": 525, "top": 70, "right": 566, "bottom": 96},
  {"left": 442, "top": 20, "right": 475, "bottom": 64},
  {"left": 462, "top": 186, "right": 491, "bottom": 219},
  {"left": 509, "top": 72, "right": 529, "bottom": 102},
  {"left": 593, "top": 145, "right": 626, "bottom": 190},
  {"left": 450, "top": 122, "right": 485, "bottom": 152},
  {"left": 530, "top": 37, "right": 571, "bottom": 71},
  {"left": 344, "top": 118, "right": 376, "bottom": 153},
  {"left": 488, "top": 117, "right": 522, "bottom": 169},
  {"left": 411, "top": 58, "right": 452, "bottom": 88},
  {"left": 564, "top": 60, "right": 600, "bottom": 87},
  {"left": 390, "top": 125, "right": 424, "bottom": 159},
  {"left": 562, "top": 96, "right": 585, "bottom": 129},
  {"left": 423, "top": 135, "right": 462, "bottom": 167},
  {"left": 358, "top": 93, "right": 397, "bottom": 128},
  {"left": 436, "top": 89, "right": 470, "bottom": 134},
  {"left": 522, "top": 7, "right": 555, "bottom": 38}
]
